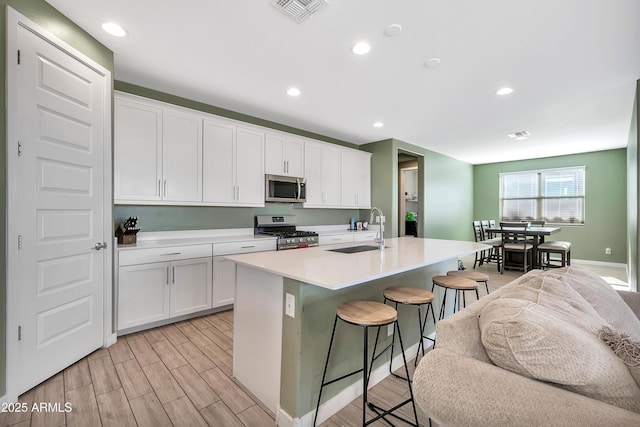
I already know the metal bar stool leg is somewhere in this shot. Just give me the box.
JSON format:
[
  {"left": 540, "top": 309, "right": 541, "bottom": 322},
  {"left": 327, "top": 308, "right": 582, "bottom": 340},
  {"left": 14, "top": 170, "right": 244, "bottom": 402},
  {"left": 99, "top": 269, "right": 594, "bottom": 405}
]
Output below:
[{"left": 313, "top": 315, "right": 339, "bottom": 427}]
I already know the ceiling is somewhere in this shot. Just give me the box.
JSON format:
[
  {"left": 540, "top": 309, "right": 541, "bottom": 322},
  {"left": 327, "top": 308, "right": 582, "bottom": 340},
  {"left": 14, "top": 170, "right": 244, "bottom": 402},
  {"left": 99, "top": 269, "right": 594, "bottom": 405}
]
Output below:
[{"left": 46, "top": 0, "right": 640, "bottom": 165}]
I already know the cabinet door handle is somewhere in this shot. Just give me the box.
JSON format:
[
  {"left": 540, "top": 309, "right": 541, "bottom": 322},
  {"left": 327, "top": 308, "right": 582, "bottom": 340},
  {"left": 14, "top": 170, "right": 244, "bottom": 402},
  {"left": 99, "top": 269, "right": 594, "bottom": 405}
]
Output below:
[
  {"left": 163, "top": 180, "right": 167, "bottom": 198},
  {"left": 166, "top": 266, "right": 170, "bottom": 285},
  {"left": 158, "top": 180, "right": 161, "bottom": 197},
  {"left": 161, "top": 252, "right": 182, "bottom": 256},
  {"left": 237, "top": 186, "right": 240, "bottom": 200},
  {"left": 172, "top": 265, "right": 176, "bottom": 284},
  {"left": 241, "top": 245, "right": 256, "bottom": 249}
]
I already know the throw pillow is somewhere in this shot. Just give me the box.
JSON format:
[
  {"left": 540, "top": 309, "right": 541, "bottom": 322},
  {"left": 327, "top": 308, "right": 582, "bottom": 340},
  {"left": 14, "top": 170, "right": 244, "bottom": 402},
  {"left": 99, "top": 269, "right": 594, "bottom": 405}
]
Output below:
[
  {"left": 548, "top": 267, "right": 640, "bottom": 341},
  {"left": 599, "top": 326, "right": 640, "bottom": 388}
]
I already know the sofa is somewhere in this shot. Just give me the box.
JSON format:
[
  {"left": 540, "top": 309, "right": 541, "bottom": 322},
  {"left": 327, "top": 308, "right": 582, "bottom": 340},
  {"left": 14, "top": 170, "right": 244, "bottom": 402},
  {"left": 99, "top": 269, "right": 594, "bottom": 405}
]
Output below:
[{"left": 413, "top": 266, "right": 640, "bottom": 426}]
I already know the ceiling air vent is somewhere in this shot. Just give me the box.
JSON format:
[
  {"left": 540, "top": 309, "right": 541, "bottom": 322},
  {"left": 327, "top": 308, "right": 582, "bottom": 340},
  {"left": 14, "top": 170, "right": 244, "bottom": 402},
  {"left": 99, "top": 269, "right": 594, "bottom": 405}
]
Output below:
[
  {"left": 271, "top": 0, "right": 326, "bottom": 23},
  {"left": 508, "top": 131, "right": 531, "bottom": 140}
]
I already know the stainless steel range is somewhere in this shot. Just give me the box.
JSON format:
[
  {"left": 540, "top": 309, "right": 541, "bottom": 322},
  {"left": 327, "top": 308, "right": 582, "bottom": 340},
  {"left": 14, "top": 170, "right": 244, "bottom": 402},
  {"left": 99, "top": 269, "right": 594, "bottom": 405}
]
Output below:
[{"left": 255, "top": 215, "right": 319, "bottom": 250}]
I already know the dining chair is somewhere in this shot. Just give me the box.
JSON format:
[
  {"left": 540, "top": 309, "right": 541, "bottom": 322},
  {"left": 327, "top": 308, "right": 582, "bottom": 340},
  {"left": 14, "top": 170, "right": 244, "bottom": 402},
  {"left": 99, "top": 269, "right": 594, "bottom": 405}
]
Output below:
[
  {"left": 481, "top": 220, "right": 502, "bottom": 267},
  {"left": 500, "top": 221, "right": 533, "bottom": 274},
  {"left": 472, "top": 221, "right": 486, "bottom": 268}
]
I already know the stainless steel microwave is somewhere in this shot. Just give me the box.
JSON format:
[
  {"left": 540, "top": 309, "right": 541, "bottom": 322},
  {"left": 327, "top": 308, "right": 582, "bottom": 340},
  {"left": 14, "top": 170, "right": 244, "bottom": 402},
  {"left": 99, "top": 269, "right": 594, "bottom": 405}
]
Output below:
[{"left": 265, "top": 174, "right": 306, "bottom": 203}]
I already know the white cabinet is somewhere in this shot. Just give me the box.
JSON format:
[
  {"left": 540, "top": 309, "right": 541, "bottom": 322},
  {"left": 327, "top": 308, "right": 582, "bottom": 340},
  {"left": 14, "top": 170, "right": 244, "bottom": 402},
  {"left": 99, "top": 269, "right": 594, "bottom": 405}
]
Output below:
[
  {"left": 114, "top": 93, "right": 202, "bottom": 204},
  {"left": 117, "top": 244, "right": 213, "bottom": 331},
  {"left": 114, "top": 96, "right": 163, "bottom": 202},
  {"left": 304, "top": 141, "right": 342, "bottom": 208},
  {"left": 212, "top": 257, "right": 236, "bottom": 308},
  {"left": 172, "top": 257, "right": 213, "bottom": 317},
  {"left": 118, "top": 262, "right": 171, "bottom": 329},
  {"left": 318, "top": 231, "right": 378, "bottom": 246},
  {"left": 162, "top": 108, "right": 203, "bottom": 202},
  {"left": 203, "top": 118, "right": 265, "bottom": 206},
  {"left": 341, "top": 149, "right": 371, "bottom": 208},
  {"left": 211, "top": 238, "right": 276, "bottom": 307},
  {"left": 265, "top": 133, "right": 304, "bottom": 177}
]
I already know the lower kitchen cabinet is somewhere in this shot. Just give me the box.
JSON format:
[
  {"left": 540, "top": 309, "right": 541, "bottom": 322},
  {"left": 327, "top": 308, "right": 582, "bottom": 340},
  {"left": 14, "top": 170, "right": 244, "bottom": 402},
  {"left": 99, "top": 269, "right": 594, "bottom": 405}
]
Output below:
[
  {"left": 212, "top": 256, "right": 236, "bottom": 307},
  {"left": 118, "top": 262, "right": 171, "bottom": 329},
  {"left": 118, "top": 257, "right": 213, "bottom": 330},
  {"left": 117, "top": 244, "right": 214, "bottom": 331},
  {"left": 172, "top": 257, "right": 213, "bottom": 316}
]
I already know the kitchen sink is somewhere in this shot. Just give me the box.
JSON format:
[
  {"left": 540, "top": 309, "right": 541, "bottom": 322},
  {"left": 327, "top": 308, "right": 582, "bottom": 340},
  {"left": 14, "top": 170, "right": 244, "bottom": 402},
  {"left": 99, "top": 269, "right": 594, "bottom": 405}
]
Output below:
[{"left": 327, "top": 245, "right": 380, "bottom": 254}]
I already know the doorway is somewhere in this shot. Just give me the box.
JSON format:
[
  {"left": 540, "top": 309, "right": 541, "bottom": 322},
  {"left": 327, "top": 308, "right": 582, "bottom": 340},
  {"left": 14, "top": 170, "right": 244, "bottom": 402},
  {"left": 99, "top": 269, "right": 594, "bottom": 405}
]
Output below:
[{"left": 398, "top": 151, "right": 421, "bottom": 237}]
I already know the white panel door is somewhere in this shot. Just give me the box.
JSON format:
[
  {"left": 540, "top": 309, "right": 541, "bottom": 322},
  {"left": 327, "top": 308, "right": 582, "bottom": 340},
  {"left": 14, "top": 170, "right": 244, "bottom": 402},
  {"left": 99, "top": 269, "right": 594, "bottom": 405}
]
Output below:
[
  {"left": 8, "top": 16, "right": 108, "bottom": 395},
  {"left": 162, "top": 108, "right": 202, "bottom": 202}
]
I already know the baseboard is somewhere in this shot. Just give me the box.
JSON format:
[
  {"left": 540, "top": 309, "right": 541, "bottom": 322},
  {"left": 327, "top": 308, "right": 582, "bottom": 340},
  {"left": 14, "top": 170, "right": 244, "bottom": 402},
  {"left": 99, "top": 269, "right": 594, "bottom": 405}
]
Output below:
[
  {"left": 571, "top": 259, "right": 627, "bottom": 269},
  {"left": 276, "top": 334, "right": 433, "bottom": 426}
]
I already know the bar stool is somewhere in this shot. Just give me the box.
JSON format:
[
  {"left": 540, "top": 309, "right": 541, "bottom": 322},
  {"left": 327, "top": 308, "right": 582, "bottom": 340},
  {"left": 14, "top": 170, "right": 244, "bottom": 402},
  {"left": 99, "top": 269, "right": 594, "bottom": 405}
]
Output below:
[
  {"left": 380, "top": 286, "right": 436, "bottom": 368},
  {"left": 446, "top": 270, "right": 490, "bottom": 295},
  {"left": 537, "top": 241, "right": 572, "bottom": 268},
  {"left": 313, "top": 300, "right": 419, "bottom": 427},
  {"left": 431, "top": 276, "right": 479, "bottom": 320}
]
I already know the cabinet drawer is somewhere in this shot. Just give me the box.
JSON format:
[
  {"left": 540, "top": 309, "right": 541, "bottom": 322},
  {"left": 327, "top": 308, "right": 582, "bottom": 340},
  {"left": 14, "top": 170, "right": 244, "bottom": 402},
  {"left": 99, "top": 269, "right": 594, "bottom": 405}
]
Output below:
[
  {"left": 119, "top": 244, "right": 213, "bottom": 266},
  {"left": 213, "top": 239, "right": 276, "bottom": 256},
  {"left": 353, "top": 232, "right": 378, "bottom": 242},
  {"left": 319, "top": 234, "right": 353, "bottom": 245}
]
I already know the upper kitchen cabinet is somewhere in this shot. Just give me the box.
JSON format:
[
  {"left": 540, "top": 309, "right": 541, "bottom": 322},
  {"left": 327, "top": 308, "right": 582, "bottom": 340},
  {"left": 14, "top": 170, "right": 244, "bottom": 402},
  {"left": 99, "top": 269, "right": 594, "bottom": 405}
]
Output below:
[
  {"left": 265, "top": 133, "right": 304, "bottom": 177},
  {"left": 114, "top": 93, "right": 203, "bottom": 204},
  {"left": 114, "top": 95, "right": 163, "bottom": 202},
  {"left": 162, "top": 108, "right": 203, "bottom": 202},
  {"left": 203, "top": 118, "right": 265, "bottom": 207},
  {"left": 340, "top": 149, "right": 372, "bottom": 208},
  {"left": 304, "top": 141, "right": 341, "bottom": 208}
]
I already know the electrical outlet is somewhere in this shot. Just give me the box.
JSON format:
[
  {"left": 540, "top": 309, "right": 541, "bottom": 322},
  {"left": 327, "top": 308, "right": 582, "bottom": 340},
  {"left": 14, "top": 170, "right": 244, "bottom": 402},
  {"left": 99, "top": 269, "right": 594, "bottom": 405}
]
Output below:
[
  {"left": 285, "top": 293, "right": 295, "bottom": 318},
  {"left": 605, "top": 247, "right": 612, "bottom": 255}
]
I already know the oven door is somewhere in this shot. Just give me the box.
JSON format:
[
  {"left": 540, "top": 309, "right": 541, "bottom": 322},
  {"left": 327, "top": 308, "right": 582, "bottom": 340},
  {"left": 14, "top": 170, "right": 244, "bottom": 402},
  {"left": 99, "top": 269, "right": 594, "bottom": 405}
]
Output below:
[{"left": 265, "top": 175, "right": 306, "bottom": 203}]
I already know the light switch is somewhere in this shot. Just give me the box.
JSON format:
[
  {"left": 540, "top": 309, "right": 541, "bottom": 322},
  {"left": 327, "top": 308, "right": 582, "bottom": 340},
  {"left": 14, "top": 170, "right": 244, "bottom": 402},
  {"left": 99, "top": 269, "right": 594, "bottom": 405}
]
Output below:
[{"left": 285, "top": 293, "right": 295, "bottom": 318}]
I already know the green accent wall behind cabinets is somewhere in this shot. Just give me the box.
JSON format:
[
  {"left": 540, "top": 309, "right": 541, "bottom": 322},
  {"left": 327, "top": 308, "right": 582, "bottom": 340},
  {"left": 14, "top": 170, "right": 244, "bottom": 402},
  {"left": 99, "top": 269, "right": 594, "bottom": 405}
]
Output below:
[
  {"left": 474, "top": 149, "right": 628, "bottom": 264},
  {"left": 360, "top": 138, "right": 474, "bottom": 242}
]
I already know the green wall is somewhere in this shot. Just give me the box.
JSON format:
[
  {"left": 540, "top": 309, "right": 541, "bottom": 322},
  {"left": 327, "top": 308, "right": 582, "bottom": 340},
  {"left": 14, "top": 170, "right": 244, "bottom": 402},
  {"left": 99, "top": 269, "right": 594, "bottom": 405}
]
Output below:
[
  {"left": 361, "top": 138, "right": 474, "bottom": 241},
  {"left": 474, "top": 149, "right": 628, "bottom": 263},
  {"left": 1, "top": 0, "right": 113, "bottom": 397}
]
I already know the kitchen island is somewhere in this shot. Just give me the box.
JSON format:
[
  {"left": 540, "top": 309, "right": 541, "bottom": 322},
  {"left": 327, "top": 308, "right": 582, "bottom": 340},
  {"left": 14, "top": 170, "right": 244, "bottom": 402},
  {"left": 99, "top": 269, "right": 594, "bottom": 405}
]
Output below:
[{"left": 224, "top": 237, "right": 488, "bottom": 426}]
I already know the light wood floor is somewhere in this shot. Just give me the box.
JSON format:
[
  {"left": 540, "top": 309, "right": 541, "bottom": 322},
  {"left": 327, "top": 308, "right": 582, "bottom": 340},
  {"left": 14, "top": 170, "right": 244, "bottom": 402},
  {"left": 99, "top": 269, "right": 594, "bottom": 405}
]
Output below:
[
  {"left": 0, "top": 309, "right": 430, "bottom": 427},
  {"left": 4, "top": 259, "right": 625, "bottom": 427}
]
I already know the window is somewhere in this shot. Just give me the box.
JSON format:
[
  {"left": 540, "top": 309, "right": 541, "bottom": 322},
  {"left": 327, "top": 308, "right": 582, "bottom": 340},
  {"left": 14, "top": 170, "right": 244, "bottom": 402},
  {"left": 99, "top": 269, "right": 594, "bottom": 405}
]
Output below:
[{"left": 500, "top": 167, "right": 585, "bottom": 224}]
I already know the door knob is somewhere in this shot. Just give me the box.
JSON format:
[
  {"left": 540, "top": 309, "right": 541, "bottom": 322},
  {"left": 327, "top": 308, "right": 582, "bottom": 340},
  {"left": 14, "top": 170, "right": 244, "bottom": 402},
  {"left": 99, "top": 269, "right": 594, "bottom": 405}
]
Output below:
[{"left": 93, "top": 242, "right": 108, "bottom": 250}]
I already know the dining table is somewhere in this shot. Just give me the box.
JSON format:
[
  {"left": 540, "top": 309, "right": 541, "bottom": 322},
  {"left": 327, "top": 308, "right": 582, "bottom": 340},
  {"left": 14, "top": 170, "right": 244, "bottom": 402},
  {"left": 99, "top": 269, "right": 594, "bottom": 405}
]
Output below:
[{"left": 485, "top": 225, "right": 561, "bottom": 269}]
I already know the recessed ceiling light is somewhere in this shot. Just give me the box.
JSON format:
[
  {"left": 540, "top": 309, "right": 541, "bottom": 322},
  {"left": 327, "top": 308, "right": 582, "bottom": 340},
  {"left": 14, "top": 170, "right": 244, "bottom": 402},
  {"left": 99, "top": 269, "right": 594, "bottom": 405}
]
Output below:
[
  {"left": 286, "top": 87, "right": 301, "bottom": 97},
  {"left": 508, "top": 131, "right": 530, "bottom": 140},
  {"left": 384, "top": 24, "right": 403, "bottom": 37},
  {"left": 373, "top": 122, "right": 384, "bottom": 128},
  {"left": 101, "top": 22, "right": 127, "bottom": 37},
  {"left": 424, "top": 57, "right": 441, "bottom": 69},
  {"left": 352, "top": 42, "right": 371, "bottom": 55},
  {"left": 496, "top": 87, "right": 514, "bottom": 95}
]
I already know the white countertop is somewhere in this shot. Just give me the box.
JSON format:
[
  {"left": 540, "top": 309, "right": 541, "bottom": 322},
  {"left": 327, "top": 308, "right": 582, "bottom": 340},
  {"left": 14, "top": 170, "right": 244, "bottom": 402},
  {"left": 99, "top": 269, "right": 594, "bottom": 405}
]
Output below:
[
  {"left": 117, "top": 228, "right": 275, "bottom": 250},
  {"left": 224, "top": 237, "right": 490, "bottom": 290}
]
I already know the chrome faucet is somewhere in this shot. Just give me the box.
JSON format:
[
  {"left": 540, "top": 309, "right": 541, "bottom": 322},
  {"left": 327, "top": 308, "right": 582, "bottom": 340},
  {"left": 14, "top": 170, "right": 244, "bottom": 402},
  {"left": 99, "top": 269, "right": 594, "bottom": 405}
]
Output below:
[{"left": 370, "top": 206, "right": 385, "bottom": 250}]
